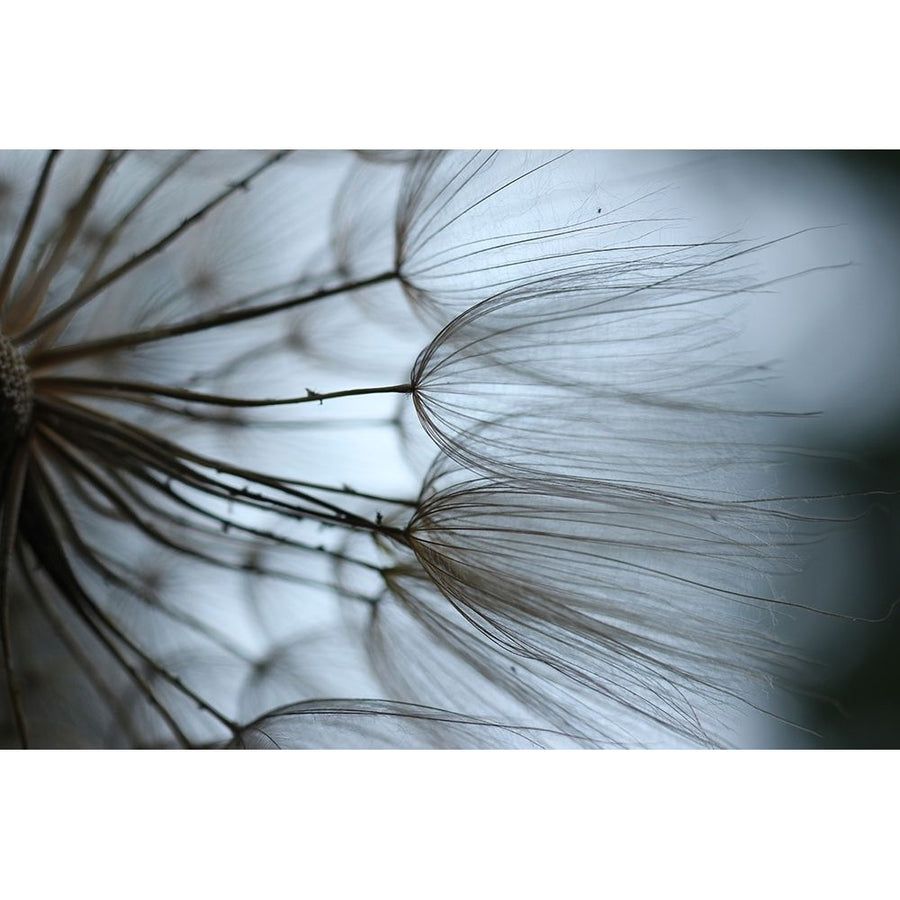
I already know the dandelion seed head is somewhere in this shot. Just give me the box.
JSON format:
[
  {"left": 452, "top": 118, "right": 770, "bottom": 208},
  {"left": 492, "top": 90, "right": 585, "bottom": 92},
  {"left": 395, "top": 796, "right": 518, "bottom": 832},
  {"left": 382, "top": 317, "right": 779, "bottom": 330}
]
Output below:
[{"left": 0, "top": 148, "right": 862, "bottom": 748}]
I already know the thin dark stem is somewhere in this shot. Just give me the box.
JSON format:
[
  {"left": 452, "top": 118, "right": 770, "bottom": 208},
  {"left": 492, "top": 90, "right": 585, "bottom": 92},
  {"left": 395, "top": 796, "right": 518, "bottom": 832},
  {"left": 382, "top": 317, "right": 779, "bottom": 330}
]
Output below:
[
  {"left": 22, "top": 458, "right": 194, "bottom": 746},
  {"left": 0, "top": 150, "right": 60, "bottom": 315},
  {"left": 17, "top": 151, "right": 292, "bottom": 344},
  {"left": 0, "top": 445, "right": 30, "bottom": 748},
  {"left": 18, "top": 544, "right": 145, "bottom": 747},
  {"left": 30, "top": 151, "right": 201, "bottom": 356},
  {"left": 34, "top": 375, "right": 412, "bottom": 408},
  {"left": 9, "top": 151, "right": 122, "bottom": 335},
  {"left": 28, "top": 447, "right": 256, "bottom": 661},
  {"left": 36, "top": 395, "right": 376, "bottom": 529},
  {"left": 31, "top": 452, "right": 240, "bottom": 737},
  {"left": 29, "top": 270, "right": 399, "bottom": 367},
  {"left": 74, "top": 151, "right": 199, "bottom": 296}
]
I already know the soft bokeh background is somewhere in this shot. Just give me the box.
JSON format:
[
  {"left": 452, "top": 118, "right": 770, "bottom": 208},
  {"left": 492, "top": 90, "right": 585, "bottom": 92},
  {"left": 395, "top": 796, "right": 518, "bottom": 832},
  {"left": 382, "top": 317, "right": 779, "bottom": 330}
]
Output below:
[{"left": 616, "top": 150, "right": 900, "bottom": 747}]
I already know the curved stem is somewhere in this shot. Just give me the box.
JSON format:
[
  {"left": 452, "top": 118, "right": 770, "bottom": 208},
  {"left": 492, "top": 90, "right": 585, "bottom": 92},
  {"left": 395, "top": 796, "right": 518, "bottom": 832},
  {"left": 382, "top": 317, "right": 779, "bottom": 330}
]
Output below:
[
  {"left": 16, "top": 151, "right": 291, "bottom": 344},
  {"left": 0, "top": 150, "right": 60, "bottom": 315},
  {"left": 34, "top": 376, "right": 412, "bottom": 408},
  {"left": 0, "top": 444, "right": 30, "bottom": 747},
  {"left": 29, "top": 269, "right": 398, "bottom": 367}
]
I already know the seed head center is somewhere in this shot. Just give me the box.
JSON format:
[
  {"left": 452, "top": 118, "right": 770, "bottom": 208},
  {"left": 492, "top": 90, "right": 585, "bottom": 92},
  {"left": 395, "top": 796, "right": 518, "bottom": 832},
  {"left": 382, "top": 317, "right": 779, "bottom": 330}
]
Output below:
[{"left": 0, "top": 333, "right": 33, "bottom": 448}]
